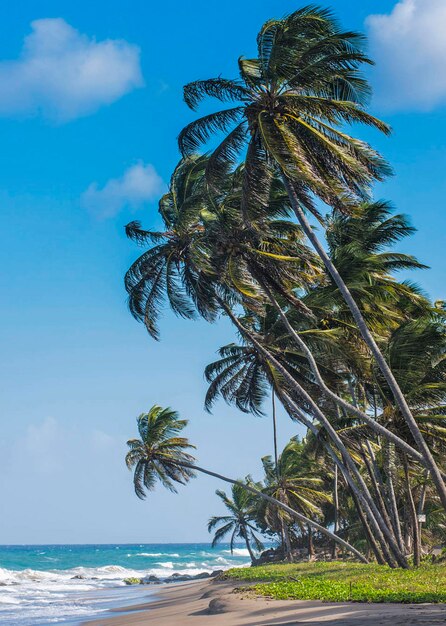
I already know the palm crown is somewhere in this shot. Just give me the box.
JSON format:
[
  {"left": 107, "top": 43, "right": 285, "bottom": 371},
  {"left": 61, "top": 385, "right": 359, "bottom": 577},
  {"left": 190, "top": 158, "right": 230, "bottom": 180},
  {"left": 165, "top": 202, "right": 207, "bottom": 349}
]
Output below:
[
  {"left": 208, "top": 483, "right": 264, "bottom": 561},
  {"left": 179, "top": 5, "right": 391, "bottom": 215},
  {"left": 125, "top": 405, "right": 197, "bottom": 497},
  {"left": 261, "top": 437, "right": 331, "bottom": 526}
]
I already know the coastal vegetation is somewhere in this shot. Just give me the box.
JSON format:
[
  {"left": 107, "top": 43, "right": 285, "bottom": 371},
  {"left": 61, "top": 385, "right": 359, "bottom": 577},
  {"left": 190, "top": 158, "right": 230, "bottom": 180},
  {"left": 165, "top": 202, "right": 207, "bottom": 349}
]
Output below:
[
  {"left": 223, "top": 562, "right": 446, "bottom": 603},
  {"left": 124, "top": 2, "right": 446, "bottom": 581}
]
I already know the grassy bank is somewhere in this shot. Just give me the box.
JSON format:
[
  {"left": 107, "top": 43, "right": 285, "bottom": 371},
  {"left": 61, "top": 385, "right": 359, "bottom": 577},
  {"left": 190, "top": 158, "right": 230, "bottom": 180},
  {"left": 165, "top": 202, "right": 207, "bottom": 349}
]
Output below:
[{"left": 223, "top": 562, "right": 446, "bottom": 603}]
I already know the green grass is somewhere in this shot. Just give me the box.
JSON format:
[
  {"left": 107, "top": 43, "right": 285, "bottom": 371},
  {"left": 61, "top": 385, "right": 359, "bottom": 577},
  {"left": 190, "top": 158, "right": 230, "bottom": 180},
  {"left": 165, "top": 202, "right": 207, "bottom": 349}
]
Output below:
[{"left": 222, "top": 561, "right": 446, "bottom": 603}]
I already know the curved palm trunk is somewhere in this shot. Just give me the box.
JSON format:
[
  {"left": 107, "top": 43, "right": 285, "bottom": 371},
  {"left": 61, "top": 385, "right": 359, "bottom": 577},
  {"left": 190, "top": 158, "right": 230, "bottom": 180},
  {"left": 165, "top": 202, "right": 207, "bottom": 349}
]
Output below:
[
  {"left": 177, "top": 461, "right": 368, "bottom": 563},
  {"left": 219, "top": 300, "right": 407, "bottom": 567},
  {"left": 282, "top": 175, "right": 446, "bottom": 512}
]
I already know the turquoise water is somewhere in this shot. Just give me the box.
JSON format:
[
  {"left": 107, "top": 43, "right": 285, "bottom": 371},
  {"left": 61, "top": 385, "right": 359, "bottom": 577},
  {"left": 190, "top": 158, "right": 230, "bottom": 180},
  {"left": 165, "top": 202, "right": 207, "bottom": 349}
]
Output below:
[{"left": 0, "top": 543, "right": 252, "bottom": 625}]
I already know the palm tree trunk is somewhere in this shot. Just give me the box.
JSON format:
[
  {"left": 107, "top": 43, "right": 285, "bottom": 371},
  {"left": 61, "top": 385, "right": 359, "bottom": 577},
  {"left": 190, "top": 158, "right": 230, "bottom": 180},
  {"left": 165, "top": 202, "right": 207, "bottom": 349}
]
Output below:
[
  {"left": 307, "top": 524, "right": 315, "bottom": 559},
  {"left": 403, "top": 456, "right": 420, "bottom": 567},
  {"left": 360, "top": 445, "right": 399, "bottom": 548},
  {"left": 365, "top": 439, "right": 392, "bottom": 520},
  {"left": 417, "top": 471, "right": 428, "bottom": 558},
  {"left": 271, "top": 391, "right": 290, "bottom": 561},
  {"left": 282, "top": 175, "right": 446, "bottom": 512},
  {"left": 242, "top": 524, "right": 256, "bottom": 565},
  {"left": 383, "top": 441, "right": 405, "bottom": 553},
  {"left": 219, "top": 300, "right": 407, "bottom": 567},
  {"left": 272, "top": 389, "right": 279, "bottom": 474},
  {"left": 282, "top": 520, "right": 293, "bottom": 562},
  {"left": 331, "top": 463, "right": 339, "bottom": 560},
  {"left": 176, "top": 461, "right": 368, "bottom": 563},
  {"left": 349, "top": 486, "right": 386, "bottom": 565}
]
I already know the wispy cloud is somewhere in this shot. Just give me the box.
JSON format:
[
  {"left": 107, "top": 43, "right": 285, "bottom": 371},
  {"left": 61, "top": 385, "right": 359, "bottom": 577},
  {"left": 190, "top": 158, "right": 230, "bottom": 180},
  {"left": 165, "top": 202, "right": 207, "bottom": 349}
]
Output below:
[
  {"left": 0, "top": 18, "right": 143, "bottom": 122},
  {"left": 367, "top": 0, "right": 446, "bottom": 111},
  {"left": 81, "top": 162, "right": 164, "bottom": 218}
]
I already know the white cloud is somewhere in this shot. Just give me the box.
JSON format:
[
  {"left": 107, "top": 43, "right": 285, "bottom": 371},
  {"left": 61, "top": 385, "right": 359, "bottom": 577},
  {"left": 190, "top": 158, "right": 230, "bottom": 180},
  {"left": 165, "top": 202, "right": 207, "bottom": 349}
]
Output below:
[
  {"left": 81, "top": 162, "right": 164, "bottom": 218},
  {"left": 367, "top": 0, "right": 446, "bottom": 111},
  {"left": 0, "top": 18, "right": 143, "bottom": 122}
]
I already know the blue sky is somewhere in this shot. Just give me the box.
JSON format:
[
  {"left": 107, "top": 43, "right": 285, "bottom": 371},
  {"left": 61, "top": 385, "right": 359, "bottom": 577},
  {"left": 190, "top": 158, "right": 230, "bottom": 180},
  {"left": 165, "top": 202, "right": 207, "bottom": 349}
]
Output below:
[{"left": 1, "top": 0, "right": 446, "bottom": 544}]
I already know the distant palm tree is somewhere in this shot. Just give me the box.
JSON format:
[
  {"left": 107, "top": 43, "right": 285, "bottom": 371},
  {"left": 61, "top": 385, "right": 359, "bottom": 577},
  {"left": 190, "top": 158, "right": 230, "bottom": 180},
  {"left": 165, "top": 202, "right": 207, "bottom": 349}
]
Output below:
[
  {"left": 260, "top": 437, "right": 331, "bottom": 560},
  {"left": 125, "top": 404, "right": 367, "bottom": 562},
  {"left": 208, "top": 484, "right": 264, "bottom": 565}
]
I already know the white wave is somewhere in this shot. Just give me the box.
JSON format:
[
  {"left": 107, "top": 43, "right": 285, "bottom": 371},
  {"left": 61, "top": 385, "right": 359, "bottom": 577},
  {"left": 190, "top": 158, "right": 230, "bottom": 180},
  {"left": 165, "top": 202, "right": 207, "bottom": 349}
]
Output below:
[
  {"left": 0, "top": 595, "right": 21, "bottom": 605},
  {"left": 0, "top": 554, "right": 242, "bottom": 592},
  {"left": 222, "top": 548, "right": 250, "bottom": 557},
  {"left": 133, "top": 552, "right": 180, "bottom": 557}
]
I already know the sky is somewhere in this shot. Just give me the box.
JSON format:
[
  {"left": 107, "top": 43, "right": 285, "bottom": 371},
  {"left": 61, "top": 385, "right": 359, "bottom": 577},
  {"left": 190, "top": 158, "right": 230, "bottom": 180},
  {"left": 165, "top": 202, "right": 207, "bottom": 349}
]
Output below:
[{"left": 1, "top": 0, "right": 446, "bottom": 544}]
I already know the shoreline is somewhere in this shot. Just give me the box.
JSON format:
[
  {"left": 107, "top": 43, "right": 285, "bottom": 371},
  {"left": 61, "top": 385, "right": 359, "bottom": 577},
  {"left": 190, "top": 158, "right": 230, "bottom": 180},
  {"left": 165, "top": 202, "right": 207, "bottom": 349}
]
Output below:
[{"left": 82, "top": 578, "right": 446, "bottom": 625}]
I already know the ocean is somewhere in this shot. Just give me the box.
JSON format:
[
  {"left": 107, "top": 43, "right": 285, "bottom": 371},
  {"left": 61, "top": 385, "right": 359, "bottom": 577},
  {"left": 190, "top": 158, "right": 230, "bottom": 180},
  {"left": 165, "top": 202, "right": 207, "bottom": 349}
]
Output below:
[{"left": 0, "top": 543, "right": 252, "bottom": 626}]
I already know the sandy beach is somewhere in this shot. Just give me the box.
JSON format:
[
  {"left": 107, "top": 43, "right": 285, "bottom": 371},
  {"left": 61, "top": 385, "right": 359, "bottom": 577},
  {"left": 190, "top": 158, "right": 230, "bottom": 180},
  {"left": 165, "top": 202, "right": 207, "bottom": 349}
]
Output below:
[{"left": 83, "top": 579, "right": 446, "bottom": 625}]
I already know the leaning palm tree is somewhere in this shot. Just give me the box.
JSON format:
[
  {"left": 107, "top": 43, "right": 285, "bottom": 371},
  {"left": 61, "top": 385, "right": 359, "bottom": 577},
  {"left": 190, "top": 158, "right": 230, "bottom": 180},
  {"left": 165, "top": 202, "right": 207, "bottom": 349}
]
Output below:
[
  {"left": 178, "top": 5, "right": 446, "bottom": 509},
  {"left": 125, "top": 404, "right": 367, "bottom": 562},
  {"left": 208, "top": 484, "right": 264, "bottom": 565}
]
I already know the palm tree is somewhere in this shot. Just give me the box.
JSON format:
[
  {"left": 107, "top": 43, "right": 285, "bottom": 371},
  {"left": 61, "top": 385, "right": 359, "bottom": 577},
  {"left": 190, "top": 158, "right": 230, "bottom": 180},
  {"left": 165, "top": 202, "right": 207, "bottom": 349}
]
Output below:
[
  {"left": 178, "top": 6, "right": 446, "bottom": 510},
  {"left": 125, "top": 404, "right": 367, "bottom": 562},
  {"left": 259, "top": 437, "right": 332, "bottom": 561},
  {"left": 124, "top": 155, "right": 217, "bottom": 340},
  {"left": 208, "top": 484, "right": 264, "bottom": 565},
  {"left": 125, "top": 405, "right": 197, "bottom": 495}
]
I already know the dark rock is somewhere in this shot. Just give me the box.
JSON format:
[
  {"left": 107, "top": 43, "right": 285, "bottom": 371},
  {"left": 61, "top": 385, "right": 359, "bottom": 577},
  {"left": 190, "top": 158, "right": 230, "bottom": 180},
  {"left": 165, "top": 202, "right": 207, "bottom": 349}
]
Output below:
[
  {"left": 71, "top": 575, "right": 86, "bottom": 580},
  {"left": 191, "top": 572, "right": 212, "bottom": 580},
  {"left": 165, "top": 573, "right": 193, "bottom": 582},
  {"left": 165, "top": 570, "right": 220, "bottom": 582},
  {"left": 207, "top": 598, "right": 233, "bottom": 615},
  {"left": 141, "top": 575, "right": 161, "bottom": 584}
]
